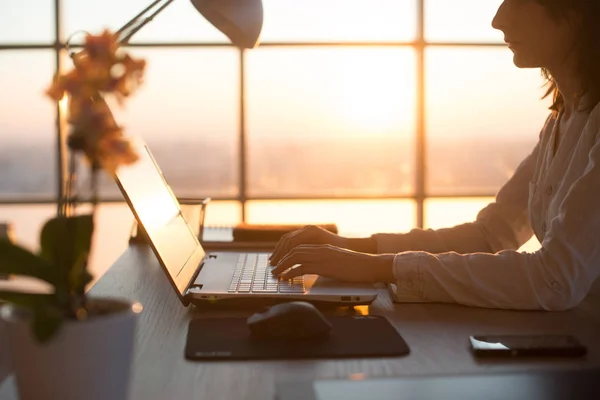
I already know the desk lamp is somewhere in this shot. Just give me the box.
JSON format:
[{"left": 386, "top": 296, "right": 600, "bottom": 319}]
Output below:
[{"left": 114, "top": 0, "right": 263, "bottom": 48}]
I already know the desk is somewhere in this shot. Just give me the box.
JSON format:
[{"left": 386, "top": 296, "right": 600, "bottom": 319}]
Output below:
[{"left": 1, "top": 244, "right": 600, "bottom": 399}]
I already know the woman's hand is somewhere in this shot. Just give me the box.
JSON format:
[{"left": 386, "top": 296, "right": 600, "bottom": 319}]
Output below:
[
  {"left": 269, "top": 225, "right": 348, "bottom": 265},
  {"left": 270, "top": 244, "right": 396, "bottom": 284}
]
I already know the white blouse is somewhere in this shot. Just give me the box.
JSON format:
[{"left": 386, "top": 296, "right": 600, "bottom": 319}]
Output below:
[{"left": 374, "top": 102, "right": 600, "bottom": 310}]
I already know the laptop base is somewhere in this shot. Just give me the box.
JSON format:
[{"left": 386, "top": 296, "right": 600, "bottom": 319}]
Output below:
[{"left": 188, "top": 295, "right": 376, "bottom": 310}]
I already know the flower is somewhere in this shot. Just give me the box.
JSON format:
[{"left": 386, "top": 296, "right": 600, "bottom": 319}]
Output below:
[{"left": 46, "top": 29, "right": 145, "bottom": 173}]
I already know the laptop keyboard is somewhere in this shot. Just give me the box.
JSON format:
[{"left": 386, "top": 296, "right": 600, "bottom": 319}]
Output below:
[{"left": 228, "top": 253, "right": 305, "bottom": 294}]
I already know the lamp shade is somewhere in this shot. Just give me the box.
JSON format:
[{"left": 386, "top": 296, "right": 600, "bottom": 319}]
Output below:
[{"left": 190, "top": 0, "right": 263, "bottom": 48}]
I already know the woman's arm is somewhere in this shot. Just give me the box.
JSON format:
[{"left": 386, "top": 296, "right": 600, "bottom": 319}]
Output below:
[
  {"left": 371, "top": 139, "right": 542, "bottom": 255},
  {"left": 391, "top": 134, "right": 600, "bottom": 310}
]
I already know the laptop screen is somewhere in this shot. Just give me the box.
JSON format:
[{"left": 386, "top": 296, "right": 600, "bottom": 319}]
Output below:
[{"left": 114, "top": 139, "right": 206, "bottom": 299}]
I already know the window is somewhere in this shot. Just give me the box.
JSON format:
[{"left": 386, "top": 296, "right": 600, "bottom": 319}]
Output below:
[
  {"left": 259, "top": 0, "right": 416, "bottom": 42},
  {"left": 0, "top": 0, "right": 54, "bottom": 43},
  {"left": 246, "top": 47, "right": 416, "bottom": 198},
  {"left": 0, "top": 51, "right": 56, "bottom": 200},
  {"left": 426, "top": 47, "right": 551, "bottom": 196},
  {"left": 247, "top": 200, "right": 416, "bottom": 236},
  {"left": 62, "top": 0, "right": 227, "bottom": 44},
  {"left": 82, "top": 48, "right": 241, "bottom": 199},
  {"left": 425, "top": 0, "right": 503, "bottom": 43},
  {"left": 0, "top": 0, "right": 552, "bottom": 241}
]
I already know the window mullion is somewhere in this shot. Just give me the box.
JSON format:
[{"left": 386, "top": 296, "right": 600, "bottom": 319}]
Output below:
[
  {"left": 239, "top": 48, "right": 247, "bottom": 221},
  {"left": 415, "top": 0, "right": 427, "bottom": 229}
]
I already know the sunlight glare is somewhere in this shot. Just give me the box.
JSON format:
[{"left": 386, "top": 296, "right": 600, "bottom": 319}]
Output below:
[
  {"left": 260, "top": 0, "right": 416, "bottom": 42},
  {"left": 337, "top": 53, "right": 414, "bottom": 135},
  {"left": 246, "top": 200, "right": 416, "bottom": 237}
]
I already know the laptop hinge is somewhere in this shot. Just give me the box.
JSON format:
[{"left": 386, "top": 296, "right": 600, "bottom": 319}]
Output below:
[{"left": 186, "top": 257, "right": 207, "bottom": 294}]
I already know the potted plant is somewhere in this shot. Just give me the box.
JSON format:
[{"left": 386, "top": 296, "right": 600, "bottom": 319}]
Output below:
[{"left": 0, "top": 30, "right": 145, "bottom": 400}]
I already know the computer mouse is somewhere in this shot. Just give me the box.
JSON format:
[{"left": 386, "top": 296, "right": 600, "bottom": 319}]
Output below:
[{"left": 247, "top": 301, "right": 332, "bottom": 339}]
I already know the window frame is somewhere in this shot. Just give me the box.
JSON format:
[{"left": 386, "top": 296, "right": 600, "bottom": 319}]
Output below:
[{"left": 0, "top": 0, "right": 508, "bottom": 229}]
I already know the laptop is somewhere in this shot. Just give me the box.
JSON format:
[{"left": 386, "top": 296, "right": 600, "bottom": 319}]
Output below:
[{"left": 113, "top": 138, "right": 378, "bottom": 307}]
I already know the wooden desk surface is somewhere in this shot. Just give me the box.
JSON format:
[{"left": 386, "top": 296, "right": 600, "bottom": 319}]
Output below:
[{"left": 2, "top": 244, "right": 600, "bottom": 400}]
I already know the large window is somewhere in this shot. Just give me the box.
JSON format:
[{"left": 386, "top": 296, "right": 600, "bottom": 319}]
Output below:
[{"left": 0, "top": 0, "right": 547, "bottom": 251}]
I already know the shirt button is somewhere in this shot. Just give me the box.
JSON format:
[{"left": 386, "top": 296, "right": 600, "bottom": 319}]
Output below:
[
  {"left": 545, "top": 186, "right": 553, "bottom": 195},
  {"left": 405, "top": 280, "right": 414, "bottom": 289},
  {"left": 551, "top": 281, "right": 561, "bottom": 290}
]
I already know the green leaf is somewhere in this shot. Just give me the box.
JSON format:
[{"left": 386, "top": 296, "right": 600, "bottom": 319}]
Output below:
[
  {"left": 33, "top": 306, "right": 63, "bottom": 343},
  {"left": 69, "top": 251, "right": 94, "bottom": 296},
  {"left": 39, "top": 214, "right": 94, "bottom": 292},
  {"left": 0, "top": 240, "right": 56, "bottom": 284},
  {"left": 0, "top": 291, "right": 56, "bottom": 309}
]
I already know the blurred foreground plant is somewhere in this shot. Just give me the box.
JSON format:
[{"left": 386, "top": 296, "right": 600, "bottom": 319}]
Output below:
[{"left": 0, "top": 30, "right": 144, "bottom": 342}]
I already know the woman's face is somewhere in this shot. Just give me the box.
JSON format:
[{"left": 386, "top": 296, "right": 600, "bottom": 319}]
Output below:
[{"left": 492, "top": 0, "right": 578, "bottom": 70}]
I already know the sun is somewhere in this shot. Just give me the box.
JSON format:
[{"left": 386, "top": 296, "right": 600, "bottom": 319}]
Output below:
[{"left": 335, "top": 50, "right": 415, "bottom": 137}]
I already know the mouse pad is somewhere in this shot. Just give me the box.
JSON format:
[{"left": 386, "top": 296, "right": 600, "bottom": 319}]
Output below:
[{"left": 185, "top": 315, "right": 410, "bottom": 361}]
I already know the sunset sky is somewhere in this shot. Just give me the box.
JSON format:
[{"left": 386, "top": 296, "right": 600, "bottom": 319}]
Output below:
[{"left": 0, "top": 0, "right": 551, "bottom": 145}]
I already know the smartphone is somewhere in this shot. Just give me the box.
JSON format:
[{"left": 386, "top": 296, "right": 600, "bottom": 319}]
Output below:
[{"left": 469, "top": 334, "right": 587, "bottom": 358}]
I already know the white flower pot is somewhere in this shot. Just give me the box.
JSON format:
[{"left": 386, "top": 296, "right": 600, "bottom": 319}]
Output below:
[{"left": 1, "top": 298, "right": 142, "bottom": 400}]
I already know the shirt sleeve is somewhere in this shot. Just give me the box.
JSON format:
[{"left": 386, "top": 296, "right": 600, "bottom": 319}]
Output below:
[
  {"left": 373, "top": 139, "right": 541, "bottom": 255},
  {"left": 390, "top": 134, "right": 600, "bottom": 311}
]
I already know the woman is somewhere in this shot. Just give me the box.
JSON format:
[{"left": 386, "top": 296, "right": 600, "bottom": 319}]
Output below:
[{"left": 269, "top": 0, "right": 600, "bottom": 311}]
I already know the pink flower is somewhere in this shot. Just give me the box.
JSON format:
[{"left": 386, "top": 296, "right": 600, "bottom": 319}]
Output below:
[
  {"left": 46, "top": 30, "right": 145, "bottom": 173},
  {"left": 83, "top": 30, "right": 119, "bottom": 64}
]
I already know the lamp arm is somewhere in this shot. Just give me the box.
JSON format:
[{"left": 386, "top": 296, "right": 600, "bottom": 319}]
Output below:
[
  {"left": 117, "top": 0, "right": 177, "bottom": 45},
  {"left": 64, "top": 0, "right": 178, "bottom": 142},
  {"left": 114, "top": 0, "right": 165, "bottom": 38},
  {"left": 65, "top": 0, "right": 177, "bottom": 58}
]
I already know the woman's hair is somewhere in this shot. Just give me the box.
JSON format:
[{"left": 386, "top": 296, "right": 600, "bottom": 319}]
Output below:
[{"left": 537, "top": 0, "right": 600, "bottom": 114}]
